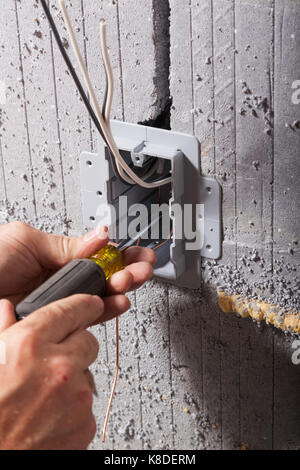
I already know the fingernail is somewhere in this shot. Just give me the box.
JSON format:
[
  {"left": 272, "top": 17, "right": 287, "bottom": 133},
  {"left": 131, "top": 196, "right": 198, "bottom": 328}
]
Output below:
[{"left": 84, "top": 226, "right": 109, "bottom": 242}]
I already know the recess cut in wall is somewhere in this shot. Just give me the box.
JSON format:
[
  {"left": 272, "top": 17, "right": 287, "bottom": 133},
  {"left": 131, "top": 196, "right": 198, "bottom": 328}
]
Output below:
[
  {"left": 80, "top": 121, "right": 222, "bottom": 289},
  {"left": 40, "top": 0, "right": 222, "bottom": 289}
]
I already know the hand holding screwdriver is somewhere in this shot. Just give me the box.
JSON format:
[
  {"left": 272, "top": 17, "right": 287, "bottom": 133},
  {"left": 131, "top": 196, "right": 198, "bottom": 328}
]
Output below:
[{"left": 0, "top": 222, "right": 155, "bottom": 449}]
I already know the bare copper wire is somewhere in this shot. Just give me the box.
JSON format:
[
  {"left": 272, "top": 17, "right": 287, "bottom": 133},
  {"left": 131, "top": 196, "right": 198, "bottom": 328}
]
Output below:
[
  {"left": 153, "top": 229, "right": 173, "bottom": 251},
  {"left": 102, "top": 315, "right": 119, "bottom": 442},
  {"left": 102, "top": 191, "right": 172, "bottom": 442}
]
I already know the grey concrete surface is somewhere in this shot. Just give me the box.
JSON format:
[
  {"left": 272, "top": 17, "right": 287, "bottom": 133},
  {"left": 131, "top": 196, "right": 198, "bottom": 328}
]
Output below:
[{"left": 0, "top": 0, "right": 299, "bottom": 450}]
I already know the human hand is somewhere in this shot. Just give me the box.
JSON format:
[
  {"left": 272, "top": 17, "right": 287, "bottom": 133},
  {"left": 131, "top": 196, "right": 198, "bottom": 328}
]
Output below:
[
  {"left": 0, "top": 222, "right": 156, "bottom": 321},
  {"left": 0, "top": 223, "right": 155, "bottom": 450},
  {"left": 0, "top": 294, "right": 106, "bottom": 450}
]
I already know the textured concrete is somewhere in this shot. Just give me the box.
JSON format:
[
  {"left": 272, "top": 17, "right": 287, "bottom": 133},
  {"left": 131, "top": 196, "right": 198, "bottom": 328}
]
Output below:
[
  {"left": 0, "top": 0, "right": 299, "bottom": 451},
  {"left": 170, "top": 0, "right": 300, "bottom": 450}
]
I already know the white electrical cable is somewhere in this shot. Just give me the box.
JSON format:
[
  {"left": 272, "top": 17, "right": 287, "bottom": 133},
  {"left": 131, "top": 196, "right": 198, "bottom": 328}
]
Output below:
[
  {"left": 99, "top": 20, "right": 135, "bottom": 185},
  {"left": 99, "top": 21, "right": 161, "bottom": 185},
  {"left": 99, "top": 21, "right": 113, "bottom": 128},
  {"left": 59, "top": 0, "right": 171, "bottom": 189}
]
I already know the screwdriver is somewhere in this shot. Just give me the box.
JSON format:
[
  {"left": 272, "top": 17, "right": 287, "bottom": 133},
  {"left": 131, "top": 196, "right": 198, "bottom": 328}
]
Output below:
[{"left": 15, "top": 245, "right": 124, "bottom": 321}]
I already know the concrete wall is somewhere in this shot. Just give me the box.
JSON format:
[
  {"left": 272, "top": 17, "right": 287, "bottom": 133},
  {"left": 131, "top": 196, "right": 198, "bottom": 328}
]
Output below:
[{"left": 0, "top": 0, "right": 299, "bottom": 450}]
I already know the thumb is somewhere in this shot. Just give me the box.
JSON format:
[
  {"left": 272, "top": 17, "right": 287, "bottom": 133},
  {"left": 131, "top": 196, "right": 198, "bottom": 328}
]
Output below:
[
  {"left": 0, "top": 300, "right": 16, "bottom": 333},
  {"left": 32, "top": 226, "right": 110, "bottom": 270}
]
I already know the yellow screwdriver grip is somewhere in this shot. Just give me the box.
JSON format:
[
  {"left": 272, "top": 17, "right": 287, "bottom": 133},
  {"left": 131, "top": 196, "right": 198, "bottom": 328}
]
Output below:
[{"left": 89, "top": 245, "right": 124, "bottom": 280}]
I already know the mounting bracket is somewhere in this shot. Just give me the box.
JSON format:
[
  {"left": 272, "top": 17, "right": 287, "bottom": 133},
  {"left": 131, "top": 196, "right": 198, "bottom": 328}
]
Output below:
[{"left": 80, "top": 121, "right": 222, "bottom": 289}]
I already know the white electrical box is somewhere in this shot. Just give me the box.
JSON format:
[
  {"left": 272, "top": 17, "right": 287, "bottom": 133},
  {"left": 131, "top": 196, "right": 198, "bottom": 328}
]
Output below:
[{"left": 80, "top": 121, "right": 222, "bottom": 289}]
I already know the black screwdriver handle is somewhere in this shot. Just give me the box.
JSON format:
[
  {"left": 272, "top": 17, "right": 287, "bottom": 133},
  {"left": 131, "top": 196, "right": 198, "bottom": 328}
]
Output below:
[{"left": 15, "top": 259, "right": 106, "bottom": 321}]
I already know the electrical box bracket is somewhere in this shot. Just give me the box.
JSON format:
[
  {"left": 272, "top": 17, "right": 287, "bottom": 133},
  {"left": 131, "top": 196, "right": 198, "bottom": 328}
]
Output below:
[{"left": 80, "top": 121, "right": 222, "bottom": 289}]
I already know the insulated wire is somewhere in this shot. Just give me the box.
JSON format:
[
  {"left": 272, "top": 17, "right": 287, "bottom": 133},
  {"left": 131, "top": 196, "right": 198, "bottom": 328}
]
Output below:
[
  {"left": 41, "top": 0, "right": 126, "bottom": 183},
  {"left": 104, "top": 93, "right": 130, "bottom": 184},
  {"left": 59, "top": 0, "right": 172, "bottom": 189},
  {"left": 42, "top": 0, "right": 170, "bottom": 188},
  {"left": 100, "top": 20, "right": 160, "bottom": 185},
  {"left": 102, "top": 76, "right": 108, "bottom": 119},
  {"left": 39, "top": 0, "right": 173, "bottom": 443},
  {"left": 100, "top": 20, "right": 113, "bottom": 130},
  {"left": 40, "top": 0, "right": 109, "bottom": 148},
  {"left": 99, "top": 20, "right": 134, "bottom": 185}
]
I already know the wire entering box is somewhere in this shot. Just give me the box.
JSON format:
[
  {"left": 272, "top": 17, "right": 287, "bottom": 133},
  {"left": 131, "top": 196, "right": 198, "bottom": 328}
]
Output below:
[{"left": 80, "top": 121, "right": 222, "bottom": 289}]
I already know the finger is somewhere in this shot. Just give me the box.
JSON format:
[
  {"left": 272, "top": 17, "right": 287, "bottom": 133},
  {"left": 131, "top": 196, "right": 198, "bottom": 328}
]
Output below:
[
  {"left": 28, "top": 225, "right": 110, "bottom": 270},
  {"left": 124, "top": 261, "right": 154, "bottom": 291},
  {"left": 0, "top": 299, "right": 16, "bottom": 333},
  {"left": 59, "top": 329, "right": 99, "bottom": 370},
  {"left": 106, "top": 269, "right": 134, "bottom": 296},
  {"left": 103, "top": 295, "right": 130, "bottom": 319},
  {"left": 106, "top": 262, "right": 153, "bottom": 295},
  {"left": 91, "top": 295, "right": 131, "bottom": 325},
  {"left": 123, "top": 246, "right": 156, "bottom": 267},
  {"left": 22, "top": 295, "right": 104, "bottom": 343}
]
